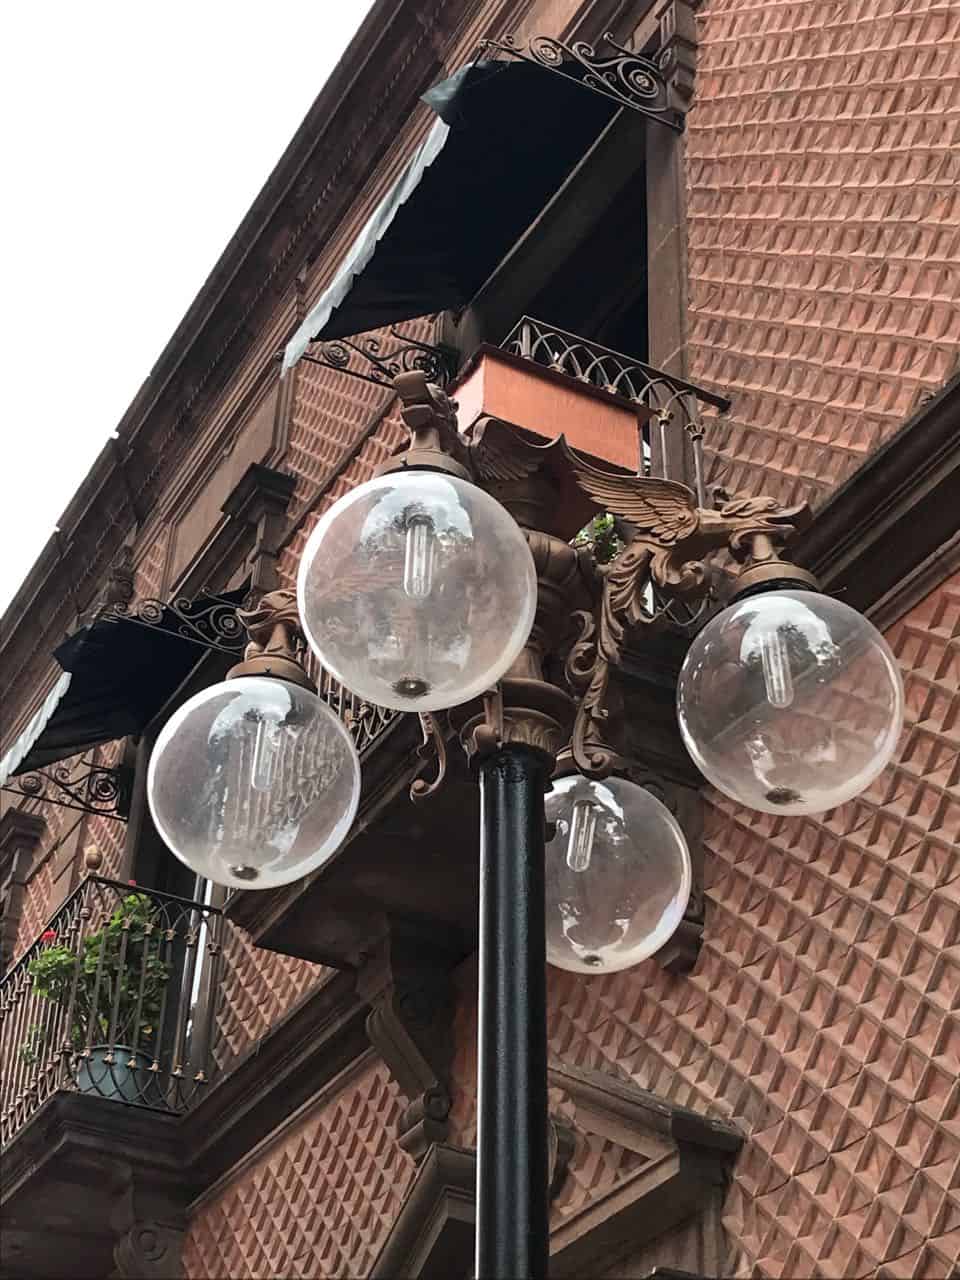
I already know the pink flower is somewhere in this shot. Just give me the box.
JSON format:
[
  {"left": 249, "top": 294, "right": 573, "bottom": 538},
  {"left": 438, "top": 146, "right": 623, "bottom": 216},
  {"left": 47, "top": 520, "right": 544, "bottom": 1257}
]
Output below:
[
  {"left": 128, "top": 879, "right": 137, "bottom": 887},
  {"left": 40, "top": 929, "right": 57, "bottom": 944}
]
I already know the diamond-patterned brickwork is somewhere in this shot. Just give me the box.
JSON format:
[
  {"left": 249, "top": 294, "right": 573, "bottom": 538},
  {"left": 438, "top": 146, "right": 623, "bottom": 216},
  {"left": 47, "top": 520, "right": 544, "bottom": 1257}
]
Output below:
[
  {"left": 13, "top": 853, "right": 56, "bottom": 964},
  {"left": 688, "top": 0, "right": 960, "bottom": 509},
  {"left": 542, "top": 571, "right": 960, "bottom": 1278},
  {"left": 211, "top": 921, "right": 327, "bottom": 1073},
  {"left": 230, "top": 576, "right": 955, "bottom": 1279},
  {"left": 183, "top": 1061, "right": 415, "bottom": 1279},
  {"left": 10, "top": 795, "right": 76, "bottom": 966},
  {"left": 134, "top": 522, "right": 170, "bottom": 599}
]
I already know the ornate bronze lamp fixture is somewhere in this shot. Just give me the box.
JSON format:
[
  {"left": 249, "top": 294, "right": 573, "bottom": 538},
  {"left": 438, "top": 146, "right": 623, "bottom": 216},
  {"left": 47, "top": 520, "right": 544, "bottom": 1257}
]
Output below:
[{"left": 147, "top": 371, "right": 903, "bottom": 1280}]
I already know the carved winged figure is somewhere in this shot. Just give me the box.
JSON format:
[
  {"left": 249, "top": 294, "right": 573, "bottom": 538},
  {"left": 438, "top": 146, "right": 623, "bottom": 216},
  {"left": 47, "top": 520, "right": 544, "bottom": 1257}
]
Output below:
[{"left": 563, "top": 449, "right": 810, "bottom": 776}]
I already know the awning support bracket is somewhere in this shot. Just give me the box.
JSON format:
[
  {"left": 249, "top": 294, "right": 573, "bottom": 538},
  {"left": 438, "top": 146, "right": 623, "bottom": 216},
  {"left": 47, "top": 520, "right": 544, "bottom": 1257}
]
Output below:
[
  {"left": 2, "top": 758, "right": 134, "bottom": 821},
  {"left": 289, "top": 327, "right": 459, "bottom": 390},
  {"left": 478, "top": 32, "right": 685, "bottom": 133},
  {"left": 102, "top": 592, "right": 247, "bottom": 657}
]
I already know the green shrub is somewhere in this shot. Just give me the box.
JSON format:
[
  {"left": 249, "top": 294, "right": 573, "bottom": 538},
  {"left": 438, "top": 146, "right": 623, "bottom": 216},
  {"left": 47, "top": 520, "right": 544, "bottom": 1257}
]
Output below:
[{"left": 22, "top": 893, "right": 170, "bottom": 1062}]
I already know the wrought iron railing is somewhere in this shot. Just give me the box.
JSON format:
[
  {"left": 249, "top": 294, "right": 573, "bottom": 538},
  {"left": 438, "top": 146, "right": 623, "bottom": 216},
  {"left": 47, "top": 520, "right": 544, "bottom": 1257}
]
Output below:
[
  {"left": 309, "top": 659, "right": 402, "bottom": 758},
  {"left": 0, "top": 877, "right": 223, "bottom": 1147},
  {"left": 501, "top": 317, "right": 730, "bottom": 500}
]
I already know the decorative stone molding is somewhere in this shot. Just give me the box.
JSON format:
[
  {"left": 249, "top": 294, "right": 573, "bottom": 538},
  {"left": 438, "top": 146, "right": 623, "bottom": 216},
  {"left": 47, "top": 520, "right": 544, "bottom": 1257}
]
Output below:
[
  {"left": 220, "top": 463, "right": 296, "bottom": 598},
  {"left": 357, "top": 931, "right": 457, "bottom": 1160},
  {"left": 549, "top": 1116, "right": 577, "bottom": 1200},
  {"left": 1, "top": 1093, "right": 189, "bottom": 1280},
  {"left": 113, "top": 1222, "right": 185, "bottom": 1279},
  {"left": 655, "top": 0, "right": 697, "bottom": 105},
  {"left": 371, "top": 1068, "right": 741, "bottom": 1279}
]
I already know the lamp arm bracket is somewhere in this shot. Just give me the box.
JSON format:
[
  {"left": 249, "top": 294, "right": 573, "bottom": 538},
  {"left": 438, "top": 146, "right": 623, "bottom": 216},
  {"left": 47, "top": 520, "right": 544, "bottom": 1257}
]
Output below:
[
  {"left": 410, "top": 712, "right": 448, "bottom": 804},
  {"left": 564, "top": 487, "right": 818, "bottom": 773}
]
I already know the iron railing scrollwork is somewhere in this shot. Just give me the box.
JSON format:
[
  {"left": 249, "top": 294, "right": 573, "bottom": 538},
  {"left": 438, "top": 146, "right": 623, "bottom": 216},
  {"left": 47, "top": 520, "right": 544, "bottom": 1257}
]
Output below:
[
  {"left": 293, "top": 327, "right": 458, "bottom": 390},
  {"left": 103, "top": 592, "right": 247, "bottom": 656},
  {"left": 479, "top": 32, "right": 684, "bottom": 132},
  {"left": 103, "top": 593, "right": 402, "bottom": 760},
  {"left": 3, "top": 757, "right": 133, "bottom": 821},
  {"left": 503, "top": 316, "right": 730, "bottom": 630},
  {"left": 502, "top": 316, "right": 729, "bottom": 505},
  {"left": 0, "top": 877, "right": 225, "bottom": 1148},
  {"left": 312, "top": 665, "right": 401, "bottom": 758}
]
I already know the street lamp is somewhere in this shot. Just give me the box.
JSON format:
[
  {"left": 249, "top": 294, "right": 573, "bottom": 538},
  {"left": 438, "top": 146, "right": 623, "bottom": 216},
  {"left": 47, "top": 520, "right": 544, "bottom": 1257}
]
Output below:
[
  {"left": 677, "top": 586, "right": 903, "bottom": 815},
  {"left": 296, "top": 469, "right": 538, "bottom": 711},
  {"left": 147, "top": 373, "right": 903, "bottom": 1280},
  {"left": 147, "top": 594, "right": 361, "bottom": 890},
  {"left": 544, "top": 770, "right": 692, "bottom": 975}
]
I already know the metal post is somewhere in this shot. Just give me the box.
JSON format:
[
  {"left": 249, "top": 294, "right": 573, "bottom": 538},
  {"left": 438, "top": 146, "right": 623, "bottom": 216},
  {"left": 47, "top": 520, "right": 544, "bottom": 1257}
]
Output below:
[{"left": 476, "top": 745, "right": 550, "bottom": 1280}]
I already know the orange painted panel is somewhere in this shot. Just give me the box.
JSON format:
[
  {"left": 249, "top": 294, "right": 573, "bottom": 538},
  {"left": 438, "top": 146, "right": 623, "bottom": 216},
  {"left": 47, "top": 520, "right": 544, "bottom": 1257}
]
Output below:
[{"left": 454, "top": 350, "right": 648, "bottom": 473}]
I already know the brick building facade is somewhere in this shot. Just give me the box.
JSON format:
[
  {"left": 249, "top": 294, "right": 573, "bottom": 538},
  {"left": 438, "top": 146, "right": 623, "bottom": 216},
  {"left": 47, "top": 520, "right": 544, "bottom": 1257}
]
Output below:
[{"left": 2, "top": 0, "right": 958, "bottom": 1277}]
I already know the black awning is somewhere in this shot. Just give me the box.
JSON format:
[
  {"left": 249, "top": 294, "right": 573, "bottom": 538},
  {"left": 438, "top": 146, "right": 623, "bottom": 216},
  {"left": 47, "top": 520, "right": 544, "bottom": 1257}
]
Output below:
[
  {"left": 0, "top": 588, "right": 247, "bottom": 782},
  {"left": 283, "top": 60, "right": 619, "bottom": 370}
]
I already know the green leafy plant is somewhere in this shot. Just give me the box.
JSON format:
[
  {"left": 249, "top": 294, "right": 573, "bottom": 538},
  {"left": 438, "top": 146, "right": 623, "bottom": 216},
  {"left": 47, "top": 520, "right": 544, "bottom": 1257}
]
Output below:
[
  {"left": 574, "top": 513, "right": 624, "bottom": 564},
  {"left": 22, "top": 893, "right": 170, "bottom": 1064}
]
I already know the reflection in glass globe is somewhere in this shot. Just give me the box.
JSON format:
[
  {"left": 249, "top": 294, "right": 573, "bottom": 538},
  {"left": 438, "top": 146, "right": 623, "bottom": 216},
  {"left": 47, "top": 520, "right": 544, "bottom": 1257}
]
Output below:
[
  {"left": 147, "top": 677, "right": 361, "bottom": 890},
  {"left": 296, "top": 471, "right": 537, "bottom": 712},
  {"left": 545, "top": 774, "right": 691, "bottom": 975},
  {"left": 677, "top": 590, "right": 904, "bottom": 816}
]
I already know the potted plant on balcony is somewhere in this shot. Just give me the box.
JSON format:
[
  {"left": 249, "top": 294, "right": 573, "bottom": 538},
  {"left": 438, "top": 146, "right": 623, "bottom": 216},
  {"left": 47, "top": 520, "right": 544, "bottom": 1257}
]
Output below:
[{"left": 23, "top": 891, "right": 171, "bottom": 1104}]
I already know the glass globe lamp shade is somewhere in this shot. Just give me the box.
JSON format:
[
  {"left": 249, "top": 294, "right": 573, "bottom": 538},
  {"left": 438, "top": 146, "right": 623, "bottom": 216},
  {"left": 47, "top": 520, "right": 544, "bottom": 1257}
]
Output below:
[
  {"left": 677, "top": 589, "right": 904, "bottom": 816},
  {"left": 296, "top": 471, "right": 537, "bottom": 712},
  {"left": 545, "top": 774, "right": 692, "bottom": 975},
  {"left": 147, "top": 676, "right": 361, "bottom": 890}
]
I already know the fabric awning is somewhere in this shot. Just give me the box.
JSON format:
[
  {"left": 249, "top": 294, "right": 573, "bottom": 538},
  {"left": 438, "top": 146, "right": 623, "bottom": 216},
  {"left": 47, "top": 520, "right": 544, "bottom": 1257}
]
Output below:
[
  {"left": 283, "top": 59, "right": 619, "bottom": 371},
  {"left": 0, "top": 588, "right": 246, "bottom": 784}
]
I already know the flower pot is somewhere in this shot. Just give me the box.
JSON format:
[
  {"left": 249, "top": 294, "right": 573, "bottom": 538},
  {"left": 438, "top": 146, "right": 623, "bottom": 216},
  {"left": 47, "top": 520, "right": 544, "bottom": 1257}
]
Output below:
[{"left": 75, "top": 1046, "right": 155, "bottom": 1104}]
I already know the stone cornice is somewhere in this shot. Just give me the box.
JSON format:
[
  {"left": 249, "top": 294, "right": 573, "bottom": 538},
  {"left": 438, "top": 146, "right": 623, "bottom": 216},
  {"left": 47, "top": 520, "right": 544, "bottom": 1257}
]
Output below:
[{"left": 794, "top": 369, "right": 960, "bottom": 625}]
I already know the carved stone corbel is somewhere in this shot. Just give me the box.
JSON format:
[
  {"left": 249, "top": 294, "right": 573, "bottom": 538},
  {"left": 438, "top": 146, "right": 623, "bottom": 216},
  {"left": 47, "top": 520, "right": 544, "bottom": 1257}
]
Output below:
[
  {"left": 221, "top": 464, "right": 296, "bottom": 598},
  {"left": 357, "top": 931, "right": 457, "bottom": 1161},
  {"left": 108, "top": 1166, "right": 187, "bottom": 1280},
  {"left": 656, "top": 0, "right": 697, "bottom": 104},
  {"left": 112, "top": 1222, "right": 185, "bottom": 1280}
]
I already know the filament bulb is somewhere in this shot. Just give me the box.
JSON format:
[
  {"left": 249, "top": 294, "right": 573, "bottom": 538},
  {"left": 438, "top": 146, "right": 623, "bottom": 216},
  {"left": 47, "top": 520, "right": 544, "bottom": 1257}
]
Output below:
[
  {"left": 759, "top": 625, "right": 795, "bottom": 709},
  {"left": 251, "top": 718, "right": 282, "bottom": 792},
  {"left": 566, "top": 799, "right": 598, "bottom": 872},
  {"left": 402, "top": 514, "right": 436, "bottom": 599}
]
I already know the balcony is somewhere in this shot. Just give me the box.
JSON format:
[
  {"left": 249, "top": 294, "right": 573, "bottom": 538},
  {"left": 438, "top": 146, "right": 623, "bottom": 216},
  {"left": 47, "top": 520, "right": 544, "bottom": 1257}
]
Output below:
[{"left": 1, "top": 876, "right": 224, "bottom": 1278}]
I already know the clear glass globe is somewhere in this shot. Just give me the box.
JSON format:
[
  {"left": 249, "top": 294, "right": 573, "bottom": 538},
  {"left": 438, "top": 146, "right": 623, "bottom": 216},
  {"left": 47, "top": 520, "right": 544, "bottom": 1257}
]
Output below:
[
  {"left": 545, "top": 774, "right": 692, "bottom": 975},
  {"left": 677, "top": 589, "right": 904, "bottom": 816},
  {"left": 297, "top": 471, "right": 537, "bottom": 712},
  {"left": 147, "top": 677, "right": 361, "bottom": 890}
]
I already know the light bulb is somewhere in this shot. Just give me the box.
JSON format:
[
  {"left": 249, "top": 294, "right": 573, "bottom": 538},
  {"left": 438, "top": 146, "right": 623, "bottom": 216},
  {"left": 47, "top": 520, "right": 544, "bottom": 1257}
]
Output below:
[
  {"left": 565, "top": 799, "right": 598, "bottom": 872},
  {"left": 147, "top": 677, "right": 361, "bottom": 889},
  {"left": 758, "top": 622, "right": 795, "bottom": 708},
  {"left": 677, "top": 589, "right": 904, "bottom": 815},
  {"left": 250, "top": 715, "right": 282, "bottom": 792},
  {"left": 402, "top": 513, "right": 436, "bottom": 598},
  {"left": 545, "top": 775, "right": 691, "bottom": 974},
  {"left": 297, "top": 471, "right": 537, "bottom": 712}
]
